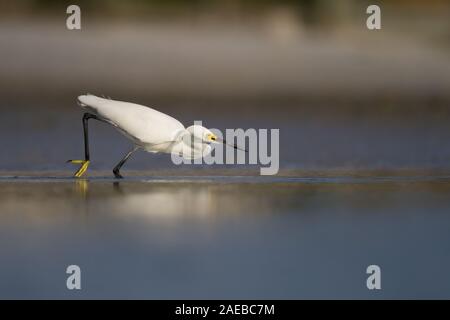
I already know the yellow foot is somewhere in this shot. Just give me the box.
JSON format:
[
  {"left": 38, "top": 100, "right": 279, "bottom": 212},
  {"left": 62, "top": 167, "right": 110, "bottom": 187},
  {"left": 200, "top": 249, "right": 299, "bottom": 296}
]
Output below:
[{"left": 67, "top": 160, "right": 90, "bottom": 178}]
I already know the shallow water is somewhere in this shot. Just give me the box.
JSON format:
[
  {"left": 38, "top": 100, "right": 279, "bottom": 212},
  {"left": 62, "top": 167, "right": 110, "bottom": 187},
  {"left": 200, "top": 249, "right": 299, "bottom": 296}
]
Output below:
[
  {"left": 2, "top": 101, "right": 450, "bottom": 298},
  {"left": 2, "top": 105, "right": 450, "bottom": 172},
  {"left": 1, "top": 175, "right": 450, "bottom": 298}
]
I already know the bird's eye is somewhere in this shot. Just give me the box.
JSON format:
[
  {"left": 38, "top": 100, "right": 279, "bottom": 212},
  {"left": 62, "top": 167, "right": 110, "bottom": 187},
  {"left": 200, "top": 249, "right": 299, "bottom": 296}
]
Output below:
[{"left": 211, "top": 136, "right": 216, "bottom": 141}]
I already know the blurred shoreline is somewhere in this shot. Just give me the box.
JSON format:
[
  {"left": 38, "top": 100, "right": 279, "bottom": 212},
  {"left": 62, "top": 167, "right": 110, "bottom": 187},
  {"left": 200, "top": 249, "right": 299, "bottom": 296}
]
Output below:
[{"left": 1, "top": 5, "right": 450, "bottom": 111}]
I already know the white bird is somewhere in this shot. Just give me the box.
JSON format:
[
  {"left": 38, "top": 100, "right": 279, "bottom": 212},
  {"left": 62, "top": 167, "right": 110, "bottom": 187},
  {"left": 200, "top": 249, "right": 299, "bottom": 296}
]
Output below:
[{"left": 68, "top": 94, "right": 243, "bottom": 178}]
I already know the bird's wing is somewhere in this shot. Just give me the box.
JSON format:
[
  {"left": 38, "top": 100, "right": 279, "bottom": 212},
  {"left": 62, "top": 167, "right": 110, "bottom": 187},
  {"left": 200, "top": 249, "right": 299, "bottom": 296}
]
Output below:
[{"left": 77, "top": 94, "right": 185, "bottom": 145}]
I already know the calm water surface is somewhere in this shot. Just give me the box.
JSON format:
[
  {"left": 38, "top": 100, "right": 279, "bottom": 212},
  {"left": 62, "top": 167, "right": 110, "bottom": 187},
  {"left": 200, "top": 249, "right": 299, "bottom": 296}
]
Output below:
[
  {"left": 1, "top": 103, "right": 450, "bottom": 298},
  {"left": 1, "top": 175, "right": 450, "bottom": 299}
]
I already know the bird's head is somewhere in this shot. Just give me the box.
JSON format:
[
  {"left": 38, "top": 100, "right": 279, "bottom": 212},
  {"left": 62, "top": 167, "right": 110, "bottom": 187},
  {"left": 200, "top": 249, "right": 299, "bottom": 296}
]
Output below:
[{"left": 186, "top": 125, "right": 216, "bottom": 144}]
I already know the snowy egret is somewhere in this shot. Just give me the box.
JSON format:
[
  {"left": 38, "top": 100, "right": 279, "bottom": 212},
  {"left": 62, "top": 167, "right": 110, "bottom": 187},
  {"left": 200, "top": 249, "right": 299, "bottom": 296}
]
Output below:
[{"left": 68, "top": 94, "right": 244, "bottom": 178}]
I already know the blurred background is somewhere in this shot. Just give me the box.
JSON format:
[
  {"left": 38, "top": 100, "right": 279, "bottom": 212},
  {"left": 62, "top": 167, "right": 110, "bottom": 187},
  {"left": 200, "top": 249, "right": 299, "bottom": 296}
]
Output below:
[
  {"left": 2, "top": 1, "right": 450, "bottom": 299},
  {"left": 0, "top": 0, "right": 450, "bottom": 172}
]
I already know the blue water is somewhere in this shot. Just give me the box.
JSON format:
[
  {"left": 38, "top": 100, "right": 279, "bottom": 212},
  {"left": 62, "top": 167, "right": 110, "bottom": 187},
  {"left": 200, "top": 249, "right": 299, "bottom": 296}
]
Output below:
[
  {"left": 2, "top": 106, "right": 450, "bottom": 172},
  {"left": 1, "top": 104, "right": 450, "bottom": 298},
  {"left": 0, "top": 176, "right": 450, "bottom": 298}
]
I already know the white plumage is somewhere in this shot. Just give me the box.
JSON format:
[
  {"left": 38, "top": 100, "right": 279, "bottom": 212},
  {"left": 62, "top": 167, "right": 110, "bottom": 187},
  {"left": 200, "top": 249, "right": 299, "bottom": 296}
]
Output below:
[
  {"left": 69, "top": 94, "right": 222, "bottom": 178},
  {"left": 77, "top": 94, "right": 212, "bottom": 156}
]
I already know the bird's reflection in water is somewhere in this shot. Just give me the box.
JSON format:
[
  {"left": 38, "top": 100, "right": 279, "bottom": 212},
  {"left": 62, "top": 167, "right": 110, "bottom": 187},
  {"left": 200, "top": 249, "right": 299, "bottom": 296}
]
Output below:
[
  {"left": 70, "top": 178, "right": 217, "bottom": 220},
  {"left": 74, "top": 179, "right": 91, "bottom": 220},
  {"left": 75, "top": 179, "right": 89, "bottom": 198},
  {"left": 108, "top": 182, "right": 215, "bottom": 219},
  {"left": 71, "top": 179, "right": 299, "bottom": 221},
  {"left": 113, "top": 181, "right": 124, "bottom": 195}
]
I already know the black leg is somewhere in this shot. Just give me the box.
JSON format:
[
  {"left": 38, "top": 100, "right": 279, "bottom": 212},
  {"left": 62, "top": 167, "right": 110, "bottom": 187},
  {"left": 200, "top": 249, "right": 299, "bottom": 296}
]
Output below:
[
  {"left": 113, "top": 147, "right": 139, "bottom": 179},
  {"left": 82, "top": 113, "right": 103, "bottom": 161},
  {"left": 68, "top": 112, "right": 103, "bottom": 178}
]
